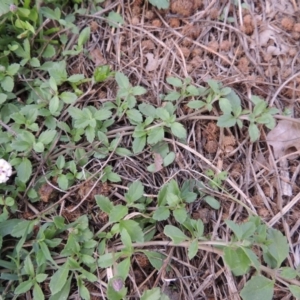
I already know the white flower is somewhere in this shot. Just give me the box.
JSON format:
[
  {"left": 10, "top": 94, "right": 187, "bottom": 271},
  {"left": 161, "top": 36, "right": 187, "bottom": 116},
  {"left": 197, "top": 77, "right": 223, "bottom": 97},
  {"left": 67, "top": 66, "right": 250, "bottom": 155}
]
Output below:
[{"left": 0, "top": 159, "right": 12, "bottom": 183}]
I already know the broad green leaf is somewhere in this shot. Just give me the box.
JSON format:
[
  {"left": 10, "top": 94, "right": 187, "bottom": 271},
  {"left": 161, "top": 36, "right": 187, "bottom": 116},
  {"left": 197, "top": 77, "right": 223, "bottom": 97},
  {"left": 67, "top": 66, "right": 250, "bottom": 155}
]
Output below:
[
  {"left": 23, "top": 255, "right": 34, "bottom": 277},
  {"left": 0, "top": 219, "right": 22, "bottom": 237},
  {"left": 155, "top": 108, "right": 170, "bottom": 121},
  {"left": 33, "top": 142, "right": 44, "bottom": 152},
  {"left": 164, "top": 225, "right": 188, "bottom": 244},
  {"left": 7, "top": 63, "right": 20, "bottom": 76},
  {"left": 78, "top": 27, "right": 90, "bottom": 46},
  {"left": 164, "top": 91, "right": 181, "bottom": 101},
  {"left": 115, "top": 147, "right": 132, "bottom": 157},
  {"left": 186, "top": 85, "right": 200, "bottom": 96},
  {"left": 188, "top": 239, "right": 198, "bottom": 260},
  {"left": 217, "top": 114, "right": 237, "bottom": 127},
  {"left": 38, "top": 130, "right": 57, "bottom": 145},
  {"left": 149, "top": 0, "right": 169, "bottom": 9},
  {"left": 133, "top": 136, "right": 146, "bottom": 153},
  {"left": 115, "top": 72, "right": 130, "bottom": 89},
  {"left": 207, "top": 79, "right": 220, "bottom": 93},
  {"left": 153, "top": 206, "right": 170, "bottom": 221},
  {"left": 147, "top": 127, "right": 164, "bottom": 144},
  {"left": 249, "top": 123, "right": 260, "bottom": 142},
  {"left": 163, "top": 151, "right": 175, "bottom": 166},
  {"left": 36, "top": 273, "right": 48, "bottom": 283},
  {"left": 68, "top": 74, "right": 85, "bottom": 83},
  {"left": 58, "top": 174, "right": 68, "bottom": 190},
  {"left": 138, "top": 103, "right": 156, "bottom": 117},
  {"left": 170, "top": 122, "right": 186, "bottom": 139},
  {"left": 49, "top": 263, "right": 69, "bottom": 295},
  {"left": 120, "top": 228, "right": 132, "bottom": 249},
  {"left": 143, "top": 251, "right": 166, "bottom": 270},
  {"left": 33, "top": 283, "right": 45, "bottom": 300},
  {"left": 225, "top": 220, "right": 256, "bottom": 241},
  {"left": 94, "top": 109, "right": 112, "bottom": 120},
  {"left": 30, "top": 57, "right": 40, "bottom": 67},
  {"left": 95, "top": 195, "right": 113, "bottom": 214},
  {"left": 49, "top": 95, "right": 60, "bottom": 114},
  {"left": 265, "top": 228, "right": 289, "bottom": 268},
  {"left": 107, "top": 171, "right": 121, "bottom": 182},
  {"left": 85, "top": 125, "right": 95, "bottom": 143},
  {"left": 187, "top": 100, "right": 206, "bottom": 109},
  {"left": 0, "top": 93, "right": 7, "bottom": 104},
  {"left": 125, "top": 181, "right": 144, "bottom": 203},
  {"left": 60, "top": 92, "right": 77, "bottom": 104},
  {"left": 240, "top": 275, "right": 274, "bottom": 300},
  {"left": 289, "top": 285, "right": 300, "bottom": 298},
  {"left": 16, "top": 158, "right": 32, "bottom": 183},
  {"left": 203, "top": 196, "right": 220, "bottom": 210},
  {"left": 280, "top": 267, "right": 298, "bottom": 280},
  {"left": 224, "top": 247, "right": 251, "bottom": 276},
  {"left": 132, "top": 86, "right": 147, "bottom": 95},
  {"left": 1, "top": 76, "right": 14, "bottom": 92},
  {"left": 0, "top": 0, "right": 14, "bottom": 17},
  {"left": 226, "top": 90, "right": 241, "bottom": 114},
  {"left": 117, "top": 257, "right": 131, "bottom": 280},
  {"left": 109, "top": 205, "right": 128, "bottom": 223},
  {"left": 219, "top": 97, "right": 232, "bottom": 114},
  {"left": 241, "top": 248, "right": 260, "bottom": 270},
  {"left": 15, "top": 279, "right": 33, "bottom": 294},
  {"left": 119, "top": 220, "right": 144, "bottom": 242},
  {"left": 166, "top": 77, "right": 182, "bottom": 87},
  {"left": 173, "top": 208, "right": 188, "bottom": 224},
  {"left": 127, "top": 109, "right": 143, "bottom": 123},
  {"left": 98, "top": 253, "right": 115, "bottom": 268},
  {"left": 43, "top": 44, "right": 56, "bottom": 58},
  {"left": 107, "top": 11, "right": 124, "bottom": 28},
  {"left": 49, "top": 275, "right": 72, "bottom": 300}
]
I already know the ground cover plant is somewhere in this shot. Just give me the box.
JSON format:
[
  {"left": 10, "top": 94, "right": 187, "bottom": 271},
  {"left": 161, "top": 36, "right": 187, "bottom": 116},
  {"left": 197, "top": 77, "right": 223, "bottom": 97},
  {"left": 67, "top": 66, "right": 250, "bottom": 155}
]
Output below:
[{"left": 1, "top": 0, "right": 300, "bottom": 299}]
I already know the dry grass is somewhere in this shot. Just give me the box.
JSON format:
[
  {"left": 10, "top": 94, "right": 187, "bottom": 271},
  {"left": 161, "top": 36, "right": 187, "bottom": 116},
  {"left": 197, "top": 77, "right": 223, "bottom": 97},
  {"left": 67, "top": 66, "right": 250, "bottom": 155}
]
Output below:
[{"left": 20, "top": 0, "right": 300, "bottom": 298}]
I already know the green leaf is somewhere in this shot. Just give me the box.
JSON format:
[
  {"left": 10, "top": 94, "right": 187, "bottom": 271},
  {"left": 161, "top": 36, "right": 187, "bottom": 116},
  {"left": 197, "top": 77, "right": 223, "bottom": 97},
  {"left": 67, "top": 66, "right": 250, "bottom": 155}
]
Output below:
[
  {"left": 153, "top": 206, "right": 170, "bottom": 221},
  {"left": 207, "top": 79, "right": 220, "bottom": 93},
  {"left": 23, "top": 255, "right": 34, "bottom": 277},
  {"left": 49, "top": 276, "right": 72, "bottom": 300},
  {"left": 226, "top": 90, "right": 241, "bottom": 114},
  {"left": 98, "top": 253, "right": 114, "bottom": 268},
  {"left": 170, "top": 122, "right": 186, "bottom": 139},
  {"left": 119, "top": 220, "right": 144, "bottom": 242},
  {"left": 132, "top": 86, "right": 147, "bottom": 95},
  {"left": 219, "top": 98, "right": 232, "bottom": 114},
  {"left": 143, "top": 251, "right": 166, "bottom": 270},
  {"left": 58, "top": 174, "right": 69, "bottom": 190},
  {"left": 217, "top": 114, "right": 237, "bottom": 127},
  {"left": 163, "top": 151, "right": 175, "bottom": 166},
  {"left": 85, "top": 125, "right": 95, "bottom": 143},
  {"left": 38, "top": 130, "right": 57, "bottom": 145},
  {"left": 1, "top": 76, "right": 14, "bottom": 92},
  {"left": 109, "top": 205, "right": 128, "bottom": 223},
  {"left": 0, "top": 219, "right": 22, "bottom": 237},
  {"left": 133, "top": 136, "right": 146, "bottom": 153},
  {"left": 240, "top": 275, "right": 274, "bottom": 300},
  {"left": 203, "top": 196, "right": 220, "bottom": 209},
  {"left": 166, "top": 77, "right": 182, "bottom": 87},
  {"left": 224, "top": 247, "right": 251, "bottom": 276},
  {"left": 149, "top": 0, "right": 169, "bottom": 9},
  {"left": 173, "top": 208, "right": 188, "bottom": 224},
  {"left": 36, "top": 274, "right": 48, "bottom": 283},
  {"left": 186, "top": 85, "right": 200, "bottom": 96},
  {"left": 49, "top": 95, "right": 60, "bottom": 114},
  {"left": 43, "top": 44, "right": 56, "bottom": 58},
  {"left": 16, "top": 158, "right": 32, "bottom": 183},
  {"left": 78, "top": 27, "right": 90, "bottom": 46},
  {"left": 30, "top": 57, "right": 40, "bottom": 67},
  {"left": 164, "top": 225, "right": 188, "bottom": 244},
  {"left": 164, "top": 91, "right": 181, "bottom": 101},
  {"left": 79, "top": 284, "right": 90, "bottom": 300},
  {"left": 264, "top": 228, "right": 289, "bottom": 268},
  {"left": 0, "top": 93, "right": 7, "bottom": 104},
  {"left": 280, "top": 267, "right": 298, "bottom": 280},
  {"left": 94, "top": 109, "right": 112, "bottom": 120},
  {"left": 138, "top": 103, "right": 156, "bottom": 117},
  {"left": 141, "top": 287, "right": 166, "bottom": 300},
  {"left": 7, "top": 63, "right": 20, "bottom": 76},
  {"left": 115, "top": 72, "right": 130, "bottom": 89},
  {"left": 187, "top": 100, "right": 206, "bottom": 109},
  {"left": 33, "top": 283, "right": 45, "bottom": 300},
  {"left": 188, "top": 239, "right": 198, "bottom": 260},
  {"left": 95, "top": 195, "right": 113, "bottom": 214},
  {"left": 127, "top": 109, "right": 143, "bottom": 123},
  {"left": 68, "top": 74, "right": 85, "bottom": 83},
  {"left": 289, "top": 285, "right": 300, "bottom": 298},
  {"left": 60, "top": 92, "right": 77, "bottom": 104},
  {"left": 249, "top": 123, "right": 260, "bottom": 142},
  {"left": 125, "top": 181, "right": 144, "bottom": 203},
  {"left": 107, "top": 11, "right": 124, "bottom": 28},
  {"left": 49, "top": 263, "right": 69, "bottom": 295},
  {"left": 115, "top": 147, "right": 132, "bottom": 157},
  {"left": 0, "top": 0, "right": 14, "bottom": 17},
  {"left": 15, "top": 279, "right": 33, "bottom": 294},
  {"left": 225, "top": 220, "right": 256, "bottom": 241},
  {"left": 147, "top": 127, "right": 164, "bottom": 144}
]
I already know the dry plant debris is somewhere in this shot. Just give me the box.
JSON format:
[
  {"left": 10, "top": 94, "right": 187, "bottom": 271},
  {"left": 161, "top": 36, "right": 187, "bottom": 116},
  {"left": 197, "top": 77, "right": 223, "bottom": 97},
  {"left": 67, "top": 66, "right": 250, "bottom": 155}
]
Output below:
[{"left": 2, "top": 0, "right": 300, "bottom": 299}]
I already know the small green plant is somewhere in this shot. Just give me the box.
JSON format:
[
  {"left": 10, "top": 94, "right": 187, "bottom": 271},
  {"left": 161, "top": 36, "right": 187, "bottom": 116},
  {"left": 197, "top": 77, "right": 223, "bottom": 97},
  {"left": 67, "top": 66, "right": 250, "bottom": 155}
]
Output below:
[{"left": 148, "top": 0, "right": 170, "bottom": 10}]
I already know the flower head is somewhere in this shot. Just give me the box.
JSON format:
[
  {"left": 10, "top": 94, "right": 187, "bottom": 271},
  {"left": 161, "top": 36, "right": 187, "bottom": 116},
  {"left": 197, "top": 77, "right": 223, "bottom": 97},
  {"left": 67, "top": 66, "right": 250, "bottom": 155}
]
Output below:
[{"left": 0, "top": 159, "right": 12, "bottom": 183}]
